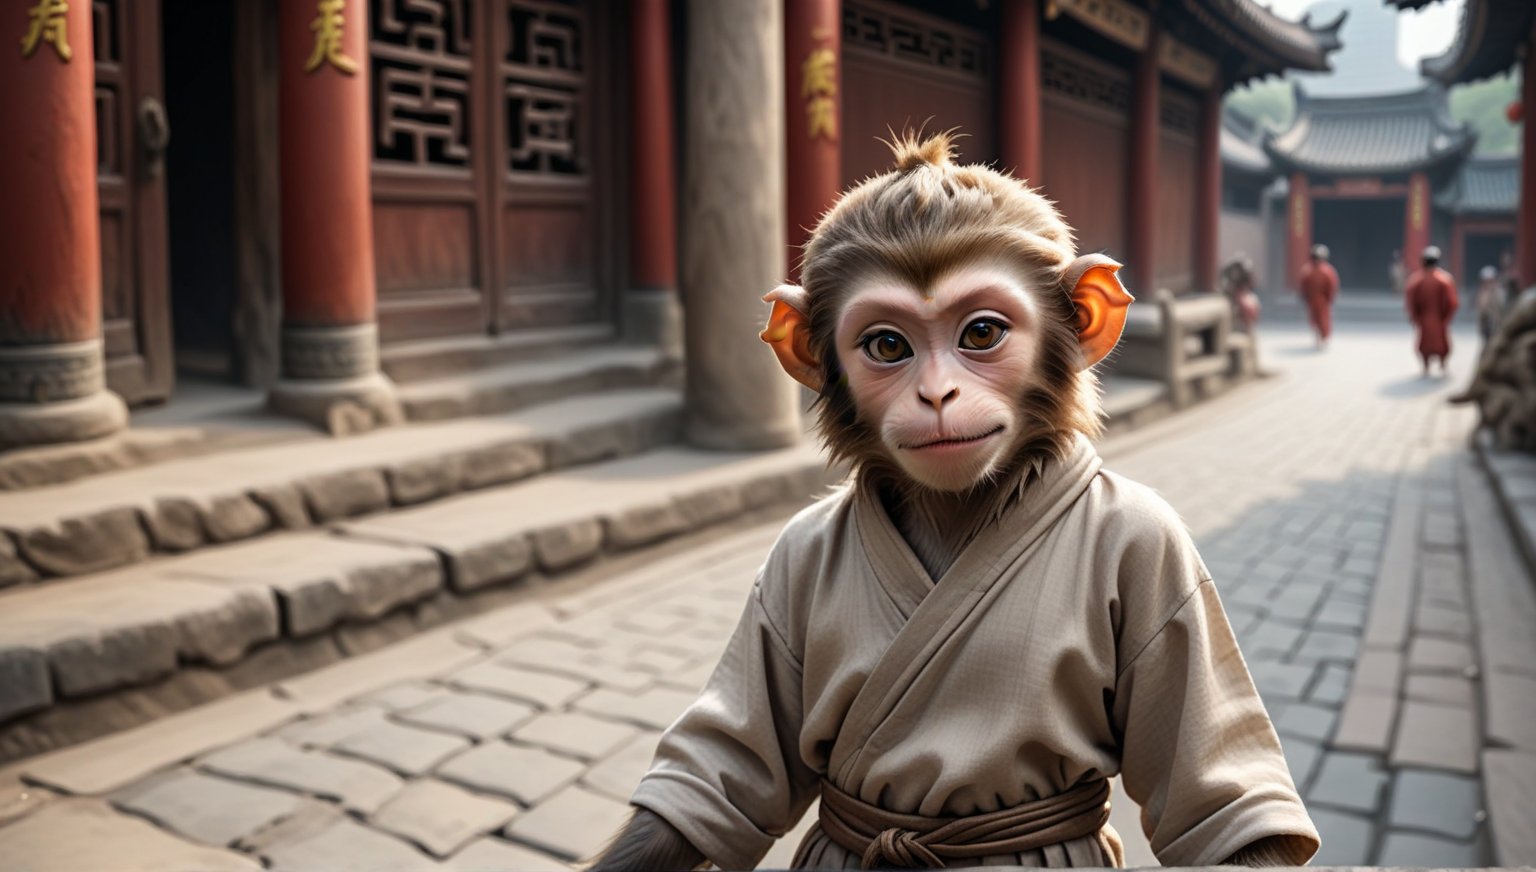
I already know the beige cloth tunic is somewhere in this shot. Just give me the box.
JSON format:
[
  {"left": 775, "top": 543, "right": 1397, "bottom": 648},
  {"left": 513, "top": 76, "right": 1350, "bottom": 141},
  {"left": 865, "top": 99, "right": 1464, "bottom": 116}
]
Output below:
[{"left": 631, "top": 435, "right": 1319, "bottom": 870}]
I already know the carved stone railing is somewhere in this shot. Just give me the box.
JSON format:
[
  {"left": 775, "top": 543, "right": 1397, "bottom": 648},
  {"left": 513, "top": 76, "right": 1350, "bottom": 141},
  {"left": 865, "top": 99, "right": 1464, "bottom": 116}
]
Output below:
[{"left": 1111, "top": 290, "right": 1253, "bottom": 408}]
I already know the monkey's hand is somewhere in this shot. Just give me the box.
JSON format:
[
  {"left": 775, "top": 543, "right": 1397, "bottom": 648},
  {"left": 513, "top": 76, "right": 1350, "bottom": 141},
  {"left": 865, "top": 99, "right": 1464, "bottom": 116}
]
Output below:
[{"left": 587, "top": 807, "right": 708, "bottom": 872}]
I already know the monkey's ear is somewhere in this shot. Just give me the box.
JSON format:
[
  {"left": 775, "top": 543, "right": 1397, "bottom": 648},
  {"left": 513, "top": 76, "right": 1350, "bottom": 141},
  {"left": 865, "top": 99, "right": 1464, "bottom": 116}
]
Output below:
[
  {"left": 1064, "top": 254, "right": 1135, "bottom": 369},
  {"left": 760, "top": 285, "right": 824, "bottom": 392}
]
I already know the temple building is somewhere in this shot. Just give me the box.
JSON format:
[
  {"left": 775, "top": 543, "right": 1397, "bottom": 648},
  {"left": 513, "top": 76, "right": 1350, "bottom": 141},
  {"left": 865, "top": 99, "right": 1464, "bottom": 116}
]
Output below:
[
  {"left": 1264, "top": 83, "right": 1476, "bottom": 290},
  {"left": 0, "top": 0, "right": 1342, "bottom": 452}
]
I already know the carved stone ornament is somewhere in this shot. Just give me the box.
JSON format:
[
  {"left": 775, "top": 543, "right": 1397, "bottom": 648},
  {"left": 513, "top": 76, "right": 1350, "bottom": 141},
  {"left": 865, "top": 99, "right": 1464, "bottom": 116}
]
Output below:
[
  {"left": 0, "top": 340, "right": 107, "bottom": 403},
  {"left": 280, "top": 323, "right": 380, "bottom": 381}
]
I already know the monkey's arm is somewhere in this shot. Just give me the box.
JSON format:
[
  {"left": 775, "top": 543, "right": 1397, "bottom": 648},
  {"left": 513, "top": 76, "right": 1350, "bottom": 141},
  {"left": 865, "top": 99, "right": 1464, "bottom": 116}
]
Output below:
[{"left": 587, "top": 808, "right": 707, "bottom": 872}]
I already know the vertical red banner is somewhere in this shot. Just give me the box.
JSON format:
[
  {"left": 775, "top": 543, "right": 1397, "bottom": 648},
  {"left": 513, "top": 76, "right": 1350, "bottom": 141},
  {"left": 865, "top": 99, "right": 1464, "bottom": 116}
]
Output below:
[
  {"left": 1287, "top": 173, "right": 1312, "bottom": 290},
  {"left": 1403, "top": 171, "right": 1430, "bottom": 271},
  {"left": 785, "top": 0, "right": 842, "bottom": 280}
]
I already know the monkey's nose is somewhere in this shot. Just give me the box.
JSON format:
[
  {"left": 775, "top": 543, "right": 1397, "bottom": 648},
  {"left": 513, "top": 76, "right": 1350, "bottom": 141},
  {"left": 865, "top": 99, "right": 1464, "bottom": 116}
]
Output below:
[{"left": 918, "top": 385, "right": 959, "bottom": 411}]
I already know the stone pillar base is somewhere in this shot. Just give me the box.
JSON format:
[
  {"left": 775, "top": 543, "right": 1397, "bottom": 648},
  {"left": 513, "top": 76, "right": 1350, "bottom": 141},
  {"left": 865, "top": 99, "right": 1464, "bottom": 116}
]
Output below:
[
  {"left": 622, "top": 288, "right": 684, "bottom": 360},
  {"left": 267, "top": 324, "right": 402, "bottom": 435},
  {"left": 0, "top": 391, "right": 128, "bottom": 452},
  {"left": 268, "top": 371, "right": 403, "bottom": 436}
]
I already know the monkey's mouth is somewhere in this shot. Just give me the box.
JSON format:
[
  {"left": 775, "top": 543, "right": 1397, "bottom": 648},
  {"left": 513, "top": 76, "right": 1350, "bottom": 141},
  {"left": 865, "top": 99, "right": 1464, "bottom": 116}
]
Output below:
[{"left": 906, "top": 425, "right": 1005, "bottom": 451}]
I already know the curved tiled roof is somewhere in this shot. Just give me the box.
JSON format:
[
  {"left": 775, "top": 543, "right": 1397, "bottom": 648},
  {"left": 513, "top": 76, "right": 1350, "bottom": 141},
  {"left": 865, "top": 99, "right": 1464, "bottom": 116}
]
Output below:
[
  {"left": 1263, "top": 84, "right": 1476, "bottom": 175},
  {"left": 1434, "top": 153, "right": 1520, "bottom": 214},
  {"left": 1177, "top": 0, "right": 1345, "bottom": 80},
  {"left": 1389, "top": 0, "right": 1536, "bottom": 85},
  {"left": 1221, "top": 108, "right": 1273, "bottom": 174}
]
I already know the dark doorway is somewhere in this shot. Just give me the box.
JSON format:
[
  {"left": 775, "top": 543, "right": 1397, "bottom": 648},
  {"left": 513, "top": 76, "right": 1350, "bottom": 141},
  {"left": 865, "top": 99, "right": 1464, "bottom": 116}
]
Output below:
[
  {"left": 1465, "top": 233, "right": 1515, "bottom": 287},
  {"left": 163, "top": 0, "right": 238, "bottom": 377},
  {"left": 1312, "top": 197, "right": 1406, "bottom": 292}
]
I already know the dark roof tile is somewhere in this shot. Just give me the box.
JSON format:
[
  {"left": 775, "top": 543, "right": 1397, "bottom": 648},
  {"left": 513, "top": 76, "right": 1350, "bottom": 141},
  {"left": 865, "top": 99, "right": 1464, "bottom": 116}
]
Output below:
[{"left": 1263, "top": 84, "right": 1476, "bottom": 174}]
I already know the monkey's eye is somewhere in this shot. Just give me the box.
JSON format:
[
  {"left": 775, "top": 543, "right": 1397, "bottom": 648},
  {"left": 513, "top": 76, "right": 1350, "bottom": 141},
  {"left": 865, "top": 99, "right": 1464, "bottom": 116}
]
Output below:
[
  {"left": 861, "top": 331, "right": 912, "bottom": 363},
  {"left": 960, "top": 319, "right": 1007, "bottom": 350}
]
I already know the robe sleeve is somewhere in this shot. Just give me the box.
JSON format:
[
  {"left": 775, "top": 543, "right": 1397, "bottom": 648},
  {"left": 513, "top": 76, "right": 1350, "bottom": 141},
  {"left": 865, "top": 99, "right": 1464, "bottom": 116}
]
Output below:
[
  {"left": 1112, "top": 580, "right": 1320, "bottom": 867},
  {"left": 629, "top": 575, "right": 819, "bottom": 871}
]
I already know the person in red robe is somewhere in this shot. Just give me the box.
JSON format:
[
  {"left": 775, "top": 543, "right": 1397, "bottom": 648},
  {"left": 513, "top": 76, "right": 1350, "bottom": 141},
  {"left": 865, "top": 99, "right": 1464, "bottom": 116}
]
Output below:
[
  {"left": 1404, "top": 245, "right": 1460, "bottom": 376},
  {"left": 1299, "top": 244, "right": 1340, "bottom": 349}
]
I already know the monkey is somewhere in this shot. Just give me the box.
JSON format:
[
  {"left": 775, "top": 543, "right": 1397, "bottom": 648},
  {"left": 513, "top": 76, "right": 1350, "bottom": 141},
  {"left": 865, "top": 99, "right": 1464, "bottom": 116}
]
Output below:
[{"left": 589, "top": 132, "right": 1318, "bottom": 871}]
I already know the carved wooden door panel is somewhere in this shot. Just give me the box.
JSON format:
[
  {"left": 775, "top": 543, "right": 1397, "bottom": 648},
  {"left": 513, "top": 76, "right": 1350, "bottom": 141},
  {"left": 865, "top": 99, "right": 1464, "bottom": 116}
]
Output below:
[
  {"left": 95, "top": 0, "right": 173, "bottom": 405},
  {"left": 367, "top": 0, "right": 610, "bottom": 343},
  {"left": 497, "top": 0, "right": 606, "bottom": 330}
]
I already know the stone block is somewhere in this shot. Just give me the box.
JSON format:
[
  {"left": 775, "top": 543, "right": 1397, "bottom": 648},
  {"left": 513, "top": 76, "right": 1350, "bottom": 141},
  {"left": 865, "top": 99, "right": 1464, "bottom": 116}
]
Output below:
[
  {"left": 274, "top": 626, "right": 479, "bottom": 714},
  {"left": 450, "top": 837, "right": 573, "bottom": 871},
  {"left": 112, "top": 768, "right": 302, "bottom": 846},
  {"left": 1407, "top": 637, "right": 1474, "bottom": 673},
  {"left": 1483, "top": 749, "right": 1536, "bottom": 866},
  {"left": 1235, "top": 621, "right": 1301, "bottom": 661},
  {"left": 1313, "top": 598, "right": 1368, "bottom": 633},
  {"left": 1307, "top": 752, "right": 1388, "bottom": 814},
  {"left": 1392, "top": 700, "right": 1478, "bottom": 774},
  {"left": 1293, "top": 629, "right": 1359, "bottom": 665},
  {"left": 451, "top": 602, "right": 558, "bottom": 649},
  {"left": 530, "top": 519, "right": 604, "bottom": 573},
  {"left": 673, "top": 484, "right": 746, "bottom": 529},
  {"left": 581, "top": 733, "right": 661, "bottom": 802},
  {"left": 1278, "top": 734, "right": 1322, "bottom": 790},
  {"left": 436, "top": 742, "right": 584, "bottom": 806},
  {"left": 1485, "top": 671, "right": 1536, "bottom": 751},
  {"left": 1266, "top": 584, "right": 1326, "bottom": 623},
  {"left": 1307, "top": 807, "right": 1374, "bottom": 865},
  {"left": 1404, "top": 673, "right": 1475, "bottom": 707},
  {"left": 20, "top": 689, "right": 297, "bottom": 795},
  {"left": 13, "top": 506, "right": 150, "bottom": 577},
  {"left": 603, "top": 502, "right": 687, "bottom": 551},
  {"left": 446, "top": 662, "right": 591, "bottom": 710},
  {"left": 1307, "top": 663, "right": 1351, "bottom": 706},
  {"left": 0, "top": 799, "right": 261, "bottom": 871},
  {"left": 296, "top": 468, "right": 391, "bottom": 522},
  {"left": 276, "top": 707, "right": 394, "bottom": 748},
  {"left": 1414, "top": 602, "right": 1472, "bottom": 638},
  {"left": 0, "top": 533, "right": 38, "bottom": 588},
  {"left": 331, "top": 718, "right": 470, "bottom": 777},
  {"left": 1388, "top": 769, "right": 1484, "bottom": 839},
  {"left": 1350, "top": 648, "right": 1403, "bottom": 694},
  {"left": 393, "top": 690, "right": 538, "bottom": 740},
  {"left": 371, "top": 779, "right": 520, "bottom": 858},
  {"left": 201, "top": 493, "right": 272, "bottom": 544},
  {"left": 357, "top": 682, "right": 440, "bottom": 712},
  {"left": 504, "top": 784, "right": 632, "bottom": 862},
  {"left": 342, "top": 504, "right": 535, "bottom": 593},
  {"left": 250, "top": 482, "right": 312, "bottom": 530},
  {"left": 573, "top": 686, "right": 695, "bottom": 731},
  {"left": 0, "top": 644, "right": 52, "bottom": 722},
  {"left": 199, "top": 737, "right": 403, "bottom": 814},
  {"left": 514, "top": 711, "right": 641, "bottom": 762},
  {"left": 1376, "top": 830, "right": 1485, "bottom": 866},
  {"left": 456, "top": 441, "right": 544, "bottom": 490},
  {"left": 1248, "top": 661, "right": 1316, "bottom": 701},
  {"left": 386, "top": 454, "right": 465, "bottom": 506},
  {"left": 260, "top": 815, "right": 440, "bottom": 872},
  {"left": 144, "top": 496, "right": 207, "bottom": 552},
  {"left": 1333, "top": 689, "right": 1397, "bottom": 753},
  {"left": 1274, "top": 703, "right": 1338, "bottom": 743}
]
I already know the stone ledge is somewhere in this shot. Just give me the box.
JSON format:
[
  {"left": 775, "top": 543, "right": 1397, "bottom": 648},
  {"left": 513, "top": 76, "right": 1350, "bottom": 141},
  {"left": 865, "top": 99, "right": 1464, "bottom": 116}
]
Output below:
[
  {"left": 0, "top": 440, "right": 833, "bottom": 764},
  {"left": 0, "top": 388, "right": 683, "bottom": 586},
  {"left": 1476, "top": 431, "right": 1536, "bottom": 578},
  {"left": 395, "top": 345, "right": 675, "bottom": 422}
]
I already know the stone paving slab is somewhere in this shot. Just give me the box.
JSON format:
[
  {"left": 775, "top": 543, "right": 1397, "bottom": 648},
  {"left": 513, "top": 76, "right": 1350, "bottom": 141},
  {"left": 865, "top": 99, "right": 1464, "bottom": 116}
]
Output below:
[
  {"left": 445, "top": 661, "right": 591, "bottom": 709},
  {"left": 0, "top": 799, "right": 261, "bottom": 871},
  {"left": 1482, "top": 749, "right": 1536, "bottom": 866},
  {"left": 1390, "top": 699, "right": 1479, "bottom": 774},
  {"left": 1375, "top": 830, "right": 1486, "bottom": 867},
  {"left": 514, "top": 711, "right": 641, "bottom": 762},
  {"left": 1387, "top": 769, "right": 1484, "bottom": 839},
  {"left": 504, "top": 783, "right": 633, "bottom": 862},
  {"left": 436, "top": 741, "right": 585, "bottom": 806},
  {"left": 260, "top": 813, "right": 442, "bottom": 872},
  {"left": 392, "top": 689, "right": 538, "bottom": 740},
  {"left": 581, "top": 733, "right": 661, "bottom": 802},
  {"left": 1307, "top": 751, "right": 1388, "bottom": 814},
  {"left": 198, "top": 737, "right": 404, "bottom": 814},
  {"left": 449, "top": 836, "right": 574, "bottom": 871},
  {"left": 331, "top": 718, "right": 471, "bottom": 777},
  {"left": 111, "top": 768, "right": 302, "bottom": 847},
  {"left": 370, "top": 779, "right": 520, "bottom": 858}
]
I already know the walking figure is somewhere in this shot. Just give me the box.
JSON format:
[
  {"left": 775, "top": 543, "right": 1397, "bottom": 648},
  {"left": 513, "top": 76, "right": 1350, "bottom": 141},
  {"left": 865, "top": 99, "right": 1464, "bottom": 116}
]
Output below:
[
  {"left": 1299, "top": 244, "right": 1338, "bottom": 349},
  {"left": 1221, "top": 254, "right": 1260, "bottom": 333},
  {"left": 1404, "top": 245, "right": 1459, "bottom": 377},
  {"left": 1474, "top": 265, "right": 1507, "bottom": 345}
]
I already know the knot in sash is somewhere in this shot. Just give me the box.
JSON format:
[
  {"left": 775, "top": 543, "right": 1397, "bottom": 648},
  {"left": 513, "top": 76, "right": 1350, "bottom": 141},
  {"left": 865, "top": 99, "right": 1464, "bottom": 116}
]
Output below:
[{"left": 816, "top": 778, "right": 1112, "bottom": 870}]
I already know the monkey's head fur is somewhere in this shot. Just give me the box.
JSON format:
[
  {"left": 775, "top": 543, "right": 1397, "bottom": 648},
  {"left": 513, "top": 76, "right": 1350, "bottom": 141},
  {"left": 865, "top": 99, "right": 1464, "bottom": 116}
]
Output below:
[{"left": 762, "top": 131, "right": 1132, "bottom": 501}]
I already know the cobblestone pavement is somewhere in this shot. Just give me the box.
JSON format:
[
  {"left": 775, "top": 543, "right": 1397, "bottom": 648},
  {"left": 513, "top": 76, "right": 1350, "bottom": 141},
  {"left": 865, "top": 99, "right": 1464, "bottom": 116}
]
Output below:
[{"left": 2, "top": 308, "right": 1532, "bottom": 871}]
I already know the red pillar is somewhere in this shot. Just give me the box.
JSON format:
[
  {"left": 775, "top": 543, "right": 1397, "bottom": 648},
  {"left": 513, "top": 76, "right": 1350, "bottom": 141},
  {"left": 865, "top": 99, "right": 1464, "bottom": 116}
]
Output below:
[
  {"left": 0, "top": 0, "right": 126, "bottom": 448},
  {"left": 626, "top": 0, "right": 683, "bottom": 352},
  {"left": 1519, "top": 40, "right": 1536, "bottom": 287},
  {"left": 1287, "top": 172, "right": 1312, "bottom": 289},
  {"left": 1403, "top": 171, "right": 1431, "bottom": 271},
  {"left": 1127, "top": 25, "right": 1160, "bottom": 292},
  {"left": 1195, "top": 84, "right": 1223, "bottom": 292},
  {"left": 785, "top": 0, "right": 841, "bottom": 280},
  {"left": 1000, "top": 0, "right": 1043, "bottom": 185},
  {"left": 270, "top": 0, "right": 400, "bottom": 430}
]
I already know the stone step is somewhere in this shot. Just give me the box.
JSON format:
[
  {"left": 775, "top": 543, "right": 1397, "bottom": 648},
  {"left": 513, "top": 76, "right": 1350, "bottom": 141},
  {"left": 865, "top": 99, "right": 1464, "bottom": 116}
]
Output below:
[
  {"left": 395, "top": 345, "right": 677, "bottom": 422},
  {"left": 0, "top": 389, "right": 685, "bottom": 587},
  {"left": 0, "top": 438, "right": 832, "bottom": 763},
  {"left": 380, "top": 325, "right": 620, "bottom": 384}
]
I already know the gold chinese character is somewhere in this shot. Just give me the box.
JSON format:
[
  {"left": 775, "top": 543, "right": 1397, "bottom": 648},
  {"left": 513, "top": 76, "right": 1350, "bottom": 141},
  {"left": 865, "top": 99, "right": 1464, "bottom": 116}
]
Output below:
[
  {"left": 305, "top": 0, "right": 358, "bottom": 75},
  {"left": 802, "top": 47, "right": 837, "bottom": 140},
  {"left": 20, "top": 0, "right": 71, "bottom": 61}
]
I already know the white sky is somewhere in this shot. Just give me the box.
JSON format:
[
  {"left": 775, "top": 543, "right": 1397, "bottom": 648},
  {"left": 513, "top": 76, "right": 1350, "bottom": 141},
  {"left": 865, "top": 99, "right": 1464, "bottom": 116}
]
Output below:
[{"left": 1260, "top": 0, "right": 1465, "bottom": 67}]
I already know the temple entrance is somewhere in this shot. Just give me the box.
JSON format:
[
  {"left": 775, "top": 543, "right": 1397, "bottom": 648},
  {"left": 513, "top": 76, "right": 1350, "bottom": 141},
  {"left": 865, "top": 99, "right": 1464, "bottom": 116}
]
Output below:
[
  {"left": 1312, "top": 196, "right": 1405, "bottom": 291},
  {"left": 1464, "top": 232, "right": 1514, "bottom": 284}
]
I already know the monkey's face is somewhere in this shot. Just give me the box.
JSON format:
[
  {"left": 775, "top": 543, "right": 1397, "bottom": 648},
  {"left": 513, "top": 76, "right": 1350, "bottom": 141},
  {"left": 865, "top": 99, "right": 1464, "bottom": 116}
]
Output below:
[{"left": 834, "top": 261, "right": 1042, "bottom": 493}]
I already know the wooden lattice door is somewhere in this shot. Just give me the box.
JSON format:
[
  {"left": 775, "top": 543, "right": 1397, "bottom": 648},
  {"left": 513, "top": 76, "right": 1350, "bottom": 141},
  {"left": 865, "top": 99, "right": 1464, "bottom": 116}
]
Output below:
[
  {"left": 368, "top": 0, "right": 610, "bottom": 343},
  {"left": 94, "top": 0, "right": 173, "bottom": 405}
]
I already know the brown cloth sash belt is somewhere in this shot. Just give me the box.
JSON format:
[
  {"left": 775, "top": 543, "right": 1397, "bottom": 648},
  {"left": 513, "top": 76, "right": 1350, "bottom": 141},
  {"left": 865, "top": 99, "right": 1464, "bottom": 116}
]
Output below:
[{"left": 815, "top": 778, "right": 1112, "bottom": 869}]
